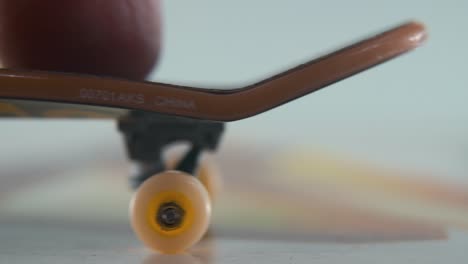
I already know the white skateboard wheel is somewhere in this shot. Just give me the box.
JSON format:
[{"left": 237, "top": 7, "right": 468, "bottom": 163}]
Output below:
[{"left": 130, "top": 171, "right": 211, "bottom": 254}]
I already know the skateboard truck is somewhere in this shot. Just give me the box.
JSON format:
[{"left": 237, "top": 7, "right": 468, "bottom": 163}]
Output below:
[{"left": 118, "top": 110, "right": 225, "bottom": 188}]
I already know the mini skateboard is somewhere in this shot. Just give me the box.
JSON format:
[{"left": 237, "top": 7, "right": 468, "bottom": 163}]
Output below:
[{"left": 0, "top": 22, "right": 427, "bottom": 253}]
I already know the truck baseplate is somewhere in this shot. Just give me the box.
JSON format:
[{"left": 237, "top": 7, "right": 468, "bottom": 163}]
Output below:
[{"left": 118, "top": 111, "right": 225, "bottom": 188}]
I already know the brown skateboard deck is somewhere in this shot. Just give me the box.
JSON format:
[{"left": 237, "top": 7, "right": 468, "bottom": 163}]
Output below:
[{"left": 0, "top": 22, "right": 426, "bottom": 122}]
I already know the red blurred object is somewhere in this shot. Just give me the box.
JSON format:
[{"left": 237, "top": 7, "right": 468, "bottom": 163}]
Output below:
[{"left": 0, "top": 0, "right": 161, "bottom": 80}]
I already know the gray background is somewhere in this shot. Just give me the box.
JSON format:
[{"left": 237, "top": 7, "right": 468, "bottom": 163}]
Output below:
[{"left": 2, "top": 0, "right": 467, "bottom": 181}]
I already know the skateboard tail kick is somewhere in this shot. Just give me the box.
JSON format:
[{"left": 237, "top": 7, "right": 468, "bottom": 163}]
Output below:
[{"left": 0, "top": 22, "right": 427, "bottom": 253}]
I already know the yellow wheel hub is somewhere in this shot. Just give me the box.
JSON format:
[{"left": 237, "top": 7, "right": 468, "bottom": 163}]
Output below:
[{"left": 147, "top": 191, "right": 194, "bottom": 237}]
